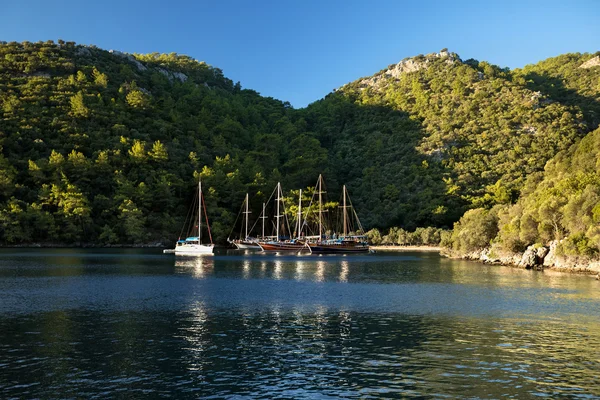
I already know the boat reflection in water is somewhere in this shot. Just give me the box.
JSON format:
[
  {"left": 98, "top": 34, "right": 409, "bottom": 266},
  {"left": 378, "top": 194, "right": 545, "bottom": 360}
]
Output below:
[
  {"left": 175, "top": 256, "right": 214, "bottom": 278},
  {"left": 274, "top": 260, "right": 283, "bottom": 280},
  {"left": 295, "top": 261, "right": 306, "bottom": 281},
  {"left": 340, "top": 260, "right": 349, "bottom": 282},
  {"left": 315, "top": 261, "right": 326, "bottom": 282}
]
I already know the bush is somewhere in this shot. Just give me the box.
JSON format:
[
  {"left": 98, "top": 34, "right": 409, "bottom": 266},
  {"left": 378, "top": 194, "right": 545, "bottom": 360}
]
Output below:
[
  {"left": 450, "top": 208, "right": 499, "bottom": 253},
  {"left": 557, "top": 233, "right": 598, "bottom": 257}
]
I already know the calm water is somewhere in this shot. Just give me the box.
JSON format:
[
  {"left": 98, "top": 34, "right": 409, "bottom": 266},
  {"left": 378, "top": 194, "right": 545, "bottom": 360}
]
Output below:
[{"left": 0, "top": 249, "right": 599, "bottom": 399}]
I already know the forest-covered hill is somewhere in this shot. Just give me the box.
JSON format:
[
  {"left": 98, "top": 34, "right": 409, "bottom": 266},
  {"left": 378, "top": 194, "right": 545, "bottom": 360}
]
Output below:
[{"left": 0, "top": 40, "right": 598, "bottom": 246}]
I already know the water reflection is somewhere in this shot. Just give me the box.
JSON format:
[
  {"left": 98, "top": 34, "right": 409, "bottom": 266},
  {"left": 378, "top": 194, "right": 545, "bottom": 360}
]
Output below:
[
  {"left": 178, "top": 301, "right": 208, "bottom": 373},
  {"left": 315, "top": 261, "right": 326, "bottom": 282},
  {"left": 294, "top": 261, "right": 305, "bottom": 281},
  {"left": 242, "top": 260, "right": 250, "bottom": 279},
  {"left": 260, "top": 261, "right": 267, "bottom": 278},
  {"left": 174, "top": 256, "right": 214, "bottom": 278},
  {"left": 1, "top": 250, "right": 600, "bottom": 398},
  {"left": 340, "top": 261, "right": 349, "bottom": 282},
  {"left": 273, "top": 260, "right": 283, "bottom": 280}
]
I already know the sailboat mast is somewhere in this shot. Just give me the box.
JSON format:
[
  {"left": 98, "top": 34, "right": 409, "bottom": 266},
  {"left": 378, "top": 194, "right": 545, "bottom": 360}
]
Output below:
[
  {"left": 297, "top": 189, "right": 302, "bottom": 239},
  {"left": 244, "top": 193, "right": 249, "bottom": 239},
  {"left": 198, "top": 180, "right": 202, "bottom": 244},
  {"left": 318, "top": 175, "right": 322, "bottom": 239},
  {"left": 261, "top": 202, "right": 266, "bottom": 239},
  {"left": 343, "top": 185, "right": 347, "bottom": 237},
  {"left": 276, "top": 182, "right": 281, "bottom": 241}
]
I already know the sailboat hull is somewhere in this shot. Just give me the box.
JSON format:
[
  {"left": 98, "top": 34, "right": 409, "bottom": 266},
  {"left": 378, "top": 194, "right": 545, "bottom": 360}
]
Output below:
[
  {"left": 174, "top": 244, "right": 214, "bottom": 256},
  {"left": 233, "top": 241, "right": 262, "bottom": 250},
  {"left": 307, "top": 243, "right": 369, "bottom": 254},
  {"left": 258, "top": 242, "right": 306, "bottom": 252}
]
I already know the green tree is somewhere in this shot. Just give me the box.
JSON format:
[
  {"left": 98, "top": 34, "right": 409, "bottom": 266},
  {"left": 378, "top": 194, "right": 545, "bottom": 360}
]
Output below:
[
  {"left": 126, "top": 89, "right": 151, "bottom": 109},
  {"left": 450, "top": 208, "right": 499, "bottom": 252},
  {"left": 128, "top": 140, "right": 147, "bottom": 162},
  {"left": 148, "top": 140, "right": 168, "bottom": 162},
  {"left": 92, "top": 67, "right": 108, "bottom": 88},
  {"left": 70, "top": 91, "right": 89, "bottom": 117},
  {"left": 118, "top": 199, "right": 147, "bottom": 243}
]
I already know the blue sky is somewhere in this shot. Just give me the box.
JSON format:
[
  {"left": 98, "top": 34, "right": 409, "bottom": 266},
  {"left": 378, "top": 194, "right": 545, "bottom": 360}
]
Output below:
[{"left": 1, "top": 0, "right": 598, "bottom": 107}]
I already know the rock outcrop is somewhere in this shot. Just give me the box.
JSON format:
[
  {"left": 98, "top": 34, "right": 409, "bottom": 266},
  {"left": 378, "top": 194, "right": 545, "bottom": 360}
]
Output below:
[
  {"left": 75, "top": 46, "right": 91, "bottom": 57},
  {"left": 352, "top": 50, "right": 460, "bottom": 90},
  {"left": 157, "top": 67, "right": 188, "bottom": 83},
  {"left": 579, "top": 55, "right": 600, "bottom": 69},
  {"left": 109, "top": 49, "right": 147, "bottom": 72},
  {"left": 447, "top": 240, "right": 600, "bottom": 276},
  {"left": 542, "top": 240, "right": 559, "bottom": 268},
  {"left": 518, "top": 246, "right": 538, "bottom": 269}
]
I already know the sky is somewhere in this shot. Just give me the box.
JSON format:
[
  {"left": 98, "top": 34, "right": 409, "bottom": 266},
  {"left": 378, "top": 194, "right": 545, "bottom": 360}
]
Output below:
[{"left": 1, "top": 0, "right": 598, "bottom": 107}]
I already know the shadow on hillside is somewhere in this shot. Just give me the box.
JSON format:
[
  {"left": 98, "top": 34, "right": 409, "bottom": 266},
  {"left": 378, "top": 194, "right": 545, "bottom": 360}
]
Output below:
[
  {"left": 297, "top": 93, "right": 467, "bottom": 231},
  {"left": 522, "top": 71, "right": 600, "bottom": 130}
]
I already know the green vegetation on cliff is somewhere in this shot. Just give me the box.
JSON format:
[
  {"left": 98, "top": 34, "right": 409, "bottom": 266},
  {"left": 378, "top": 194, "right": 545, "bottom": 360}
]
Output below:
[
  {"left": 446, "top": 53, "right": 600, "bottom": 257},
  {"left": 449, "top": 127, "right": 600, "bottom": 258},
  {"left": 0, "top": 40, "right": 598, "bottom": 246}
]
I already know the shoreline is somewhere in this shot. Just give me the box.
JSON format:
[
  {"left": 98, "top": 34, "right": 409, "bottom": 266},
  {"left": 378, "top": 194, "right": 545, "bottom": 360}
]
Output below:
[
  {"left": 371, "top": 245, "right": 441, "bottom": 252},
  {"left": 442, "top": 244, "right": 600, "bottom": 278},
  {"left": 0, "top": 243, "right": 169, "bottom": 249}
]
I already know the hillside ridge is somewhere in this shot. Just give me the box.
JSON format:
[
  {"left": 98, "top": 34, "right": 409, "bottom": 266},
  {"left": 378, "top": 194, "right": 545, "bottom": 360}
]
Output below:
[{"left": 1, "top": 40, "right": 599, "bottom": 247}]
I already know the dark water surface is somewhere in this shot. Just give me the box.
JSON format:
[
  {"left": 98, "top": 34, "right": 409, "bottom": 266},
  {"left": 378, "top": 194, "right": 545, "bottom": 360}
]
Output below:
[{"left": 0, "top": 249, "right": 599, "bottom": 398}]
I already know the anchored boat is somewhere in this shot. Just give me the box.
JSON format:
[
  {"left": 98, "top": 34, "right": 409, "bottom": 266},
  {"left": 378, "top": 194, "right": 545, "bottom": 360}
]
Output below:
[
  {"left": 229, "top": 193, "right": 262, "bottom": 250},
  {"left": 257, "top": 182, "right": 306, "bottom": 253},
  {"left": 165, "top": 178, "right": 214, "bottom": 256},
  {"left": 305, "top": 175, "right": 369, "bottom": 255}
]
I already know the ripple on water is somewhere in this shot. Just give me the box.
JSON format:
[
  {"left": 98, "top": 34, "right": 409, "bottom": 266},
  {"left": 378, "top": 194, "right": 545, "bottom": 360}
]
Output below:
[{"left": 0, "top": 250, "right": 599, "bottom": 398}]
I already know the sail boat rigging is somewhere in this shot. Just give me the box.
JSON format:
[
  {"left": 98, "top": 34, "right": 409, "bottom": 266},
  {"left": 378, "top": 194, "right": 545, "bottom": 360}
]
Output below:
[
  {"left": 170, "top": 178, "right": 215, "bottom": 256},
  {"left": 305, "top": 176, "right": 369, "bottom": 254},
  {"left": 229, "top": 193, "right": 262, "bottom": 250},
  {"left": 257, "top": 182, "right": 306, "bottom": 252}
]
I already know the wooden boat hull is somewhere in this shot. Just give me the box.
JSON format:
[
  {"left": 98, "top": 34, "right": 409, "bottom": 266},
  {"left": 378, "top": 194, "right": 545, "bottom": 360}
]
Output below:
[
  {"left": 233, "top": 241, "right": 262, "bottom": 250},
  {"left": 258, "top": 242, "right": 305, "bottom": 252},
  {"left": 307, "top": 243, "right": 369, "bottom": 254}
]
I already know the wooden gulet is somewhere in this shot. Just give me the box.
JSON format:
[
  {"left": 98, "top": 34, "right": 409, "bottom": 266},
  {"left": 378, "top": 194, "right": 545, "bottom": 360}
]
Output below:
[
  {"left": 230, "top": 193, "right": 262, "bottom": 250},
  {"left": 258, "top": 182, "right": 306, "bottom": 252},
  {"left": 306, "top": 177, "right": 369, "bottom": 255}
]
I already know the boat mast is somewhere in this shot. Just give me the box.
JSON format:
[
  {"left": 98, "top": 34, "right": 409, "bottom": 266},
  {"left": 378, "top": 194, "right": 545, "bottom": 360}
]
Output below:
[
  {"left": 343, "top": 185, "right": 347, "bottom": 237},
  {"left": 243, "top": 193, "right": 249, "bottom": 239},
  {"left": 297, "top": 189, "right": 302, "bottom": 239},
  {"left": 261, "top": 202, "right": 266, "bottom": 239},
  {"left": 198, "top": 179, "right": 202, "bottom": 244},
  {"left": 318, "top": 175, "right": 323, "bottom": 239},
  {"left": 276, "top": 182, "right": 281, "bottom": 241}
]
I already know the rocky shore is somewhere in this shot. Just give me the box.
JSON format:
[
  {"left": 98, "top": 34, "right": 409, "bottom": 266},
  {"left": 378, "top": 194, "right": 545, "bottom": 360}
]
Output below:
[{"left": 443, "top": 240, "right": 600, "bottom": 277}]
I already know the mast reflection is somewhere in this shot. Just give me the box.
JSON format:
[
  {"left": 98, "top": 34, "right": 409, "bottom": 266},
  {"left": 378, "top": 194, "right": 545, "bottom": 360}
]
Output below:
[
  {"left": 243, "top": 260, "right": 251, "bottom": 279},
  {"left": 316, "top": 261, "right": 326, "bottom": 282},
  {"left": 295, "top": 261, "right": 305, "bottom": 281},
  {"left": 274, "top": 260, "right": 283, "bottom": 280},
  {"left": 340, "top": 261, "right": 349, "bottom": 282}
]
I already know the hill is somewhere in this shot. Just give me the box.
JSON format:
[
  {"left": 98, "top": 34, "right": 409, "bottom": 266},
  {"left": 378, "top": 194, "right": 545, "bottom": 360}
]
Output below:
[
  {"left": 303, "top": 50, "right": 597, "bottom": 227},
  {"left": 0, "top": 40, "right": 598, "bottom": 246},
  {"left": 0, "top": 40, "right": 320, "bottom": 244}
]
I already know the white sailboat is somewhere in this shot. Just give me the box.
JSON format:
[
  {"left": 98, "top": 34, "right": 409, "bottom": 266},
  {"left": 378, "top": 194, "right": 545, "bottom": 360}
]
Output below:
[{"left": 170, "top": 179, "right": 214, "bottom": 256}]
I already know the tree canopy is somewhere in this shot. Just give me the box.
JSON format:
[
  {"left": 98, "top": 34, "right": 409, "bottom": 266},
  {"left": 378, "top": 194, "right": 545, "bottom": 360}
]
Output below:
[{"left": 0, "top": 41, "right": 598, "bottom": 246}]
